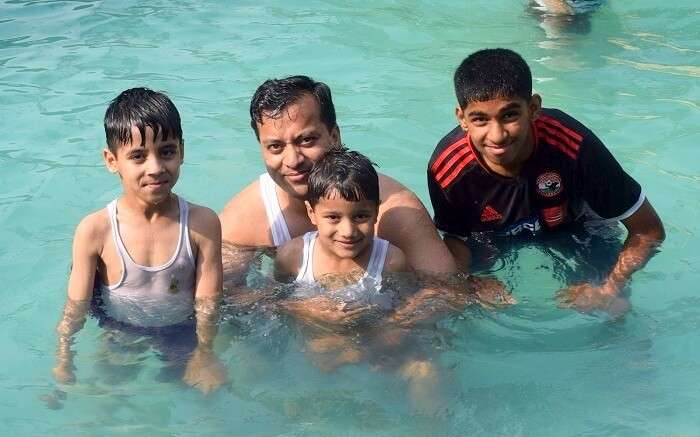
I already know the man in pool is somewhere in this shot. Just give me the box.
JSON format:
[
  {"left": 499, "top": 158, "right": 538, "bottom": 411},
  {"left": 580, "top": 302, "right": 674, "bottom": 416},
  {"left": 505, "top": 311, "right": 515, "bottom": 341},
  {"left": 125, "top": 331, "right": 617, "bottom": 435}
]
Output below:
[
  {"left": 219, "top": 75, "right": 457, "bottom": 277},
  {"left": 427, "top": 48, "right": 665, "bottom": 315}
]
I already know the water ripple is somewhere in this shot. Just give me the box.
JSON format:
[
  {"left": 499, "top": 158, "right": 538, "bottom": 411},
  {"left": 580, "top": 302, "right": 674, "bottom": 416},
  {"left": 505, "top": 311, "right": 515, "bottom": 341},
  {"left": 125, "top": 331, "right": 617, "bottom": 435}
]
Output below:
[
  {"left": 0, "top": 35, "right": 68, "bottom": 49},
  {"left": 604, "top": 56, "right": 700, "bottom": 78}
]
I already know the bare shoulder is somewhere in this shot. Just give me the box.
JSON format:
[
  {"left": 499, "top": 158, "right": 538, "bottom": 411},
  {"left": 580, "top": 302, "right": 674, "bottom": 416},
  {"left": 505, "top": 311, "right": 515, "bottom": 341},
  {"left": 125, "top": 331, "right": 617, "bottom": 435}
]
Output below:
[
  {"left": 187, "top": 203, "right": 222, "bottom": 241},
  {"left": 377, "top": 173, "right": 425, "bottom": 209},
  {"left": 384, "top": 242, "right": 410, "bottom": 273},
  {"left": 375, "top": 173, "right": 456, "bottom": 273},
  {"left": 74, "top": 208, "right": 110, "bottom": 252},
  {"left": 218, "top": 179, "right": 272, "bottom": 246},
  {"left": 274, "top": 236, "right": 304, "bottom": 279}
]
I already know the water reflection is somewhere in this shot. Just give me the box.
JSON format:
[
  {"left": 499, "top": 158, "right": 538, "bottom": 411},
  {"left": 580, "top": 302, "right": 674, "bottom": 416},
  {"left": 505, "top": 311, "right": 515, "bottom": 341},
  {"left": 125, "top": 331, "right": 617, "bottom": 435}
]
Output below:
[{"left": 528, "top": 0, "right": 605, "bottom": 39}]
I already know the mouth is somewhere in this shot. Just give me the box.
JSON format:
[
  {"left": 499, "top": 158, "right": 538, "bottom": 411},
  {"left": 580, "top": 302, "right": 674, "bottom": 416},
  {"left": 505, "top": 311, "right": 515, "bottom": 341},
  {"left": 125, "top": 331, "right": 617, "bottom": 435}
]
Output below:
[
  {"left": 285, "top": 170, "right": 310, "bottom": 183},
  {"left": 335, "top": 239, "right": 362, "bottom": 249},
  {"left": 144, "top": 180, "right": 169, "bottom": 189},
  {"left": 484, "top": 142, "right": 511, "bottom": 156}
]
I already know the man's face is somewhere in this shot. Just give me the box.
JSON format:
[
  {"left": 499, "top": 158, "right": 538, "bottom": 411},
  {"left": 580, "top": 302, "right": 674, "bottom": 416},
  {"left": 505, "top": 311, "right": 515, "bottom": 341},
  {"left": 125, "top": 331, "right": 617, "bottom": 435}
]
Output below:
[
  {"left": 257, "top": 93, "right": 340, "bottom": 199},
  {"left": 456, "top": 95, "right": 540, "bottom": 176}
]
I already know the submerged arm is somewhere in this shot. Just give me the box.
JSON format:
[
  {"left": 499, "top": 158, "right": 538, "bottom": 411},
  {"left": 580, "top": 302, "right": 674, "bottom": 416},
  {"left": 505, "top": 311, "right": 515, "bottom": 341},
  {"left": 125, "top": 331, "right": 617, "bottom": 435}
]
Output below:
[
  {"left": 558, "top": 199, "right": 665, "bottom": 314},
  {"left": 54, "top": 218, "right": 99, "bottom": 384},
  {"left": 184, "top": 208, "right": 226, "bottom": 394}
]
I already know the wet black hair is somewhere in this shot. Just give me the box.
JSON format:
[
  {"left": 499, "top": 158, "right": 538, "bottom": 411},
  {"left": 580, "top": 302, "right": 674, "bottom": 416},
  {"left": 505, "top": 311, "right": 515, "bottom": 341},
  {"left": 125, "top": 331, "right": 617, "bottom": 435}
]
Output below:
[
  {"left": 249, "top": 75, "right": 337, "bottom": 139},
  {"left": 453, "top": 48, "right": 533, "bottom": 108},
  {"left": 104, "top": 87, "right": 182, "bottom": 152},
  {"left": 307, "top": 146, "right": 379, "bottom": 208}
]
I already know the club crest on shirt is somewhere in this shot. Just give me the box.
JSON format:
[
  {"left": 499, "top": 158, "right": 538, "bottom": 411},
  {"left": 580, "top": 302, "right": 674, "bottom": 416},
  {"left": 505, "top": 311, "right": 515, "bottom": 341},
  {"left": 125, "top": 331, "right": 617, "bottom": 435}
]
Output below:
[{"left": 536, "top": 172, "right": 563, "bottom": 198}]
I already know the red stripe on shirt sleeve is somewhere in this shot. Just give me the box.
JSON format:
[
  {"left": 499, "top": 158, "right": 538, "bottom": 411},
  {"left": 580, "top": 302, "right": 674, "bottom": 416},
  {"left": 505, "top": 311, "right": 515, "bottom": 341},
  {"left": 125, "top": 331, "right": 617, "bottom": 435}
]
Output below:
[{"left": 538, "top": 115, "right": 584, "bottom": 143}]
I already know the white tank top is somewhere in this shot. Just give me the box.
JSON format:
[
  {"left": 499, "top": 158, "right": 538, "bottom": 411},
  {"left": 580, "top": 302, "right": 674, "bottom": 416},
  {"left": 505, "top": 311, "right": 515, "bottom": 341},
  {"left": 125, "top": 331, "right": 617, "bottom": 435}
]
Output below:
[
  {"left": 259, "top": 173, "right": 292, "bottom": 247},
  {"left": 295, "top": 231, "right": 389, "bottom": 285},
  {"left": 99, "top": 196, "right": 196, "bottom": 327}
]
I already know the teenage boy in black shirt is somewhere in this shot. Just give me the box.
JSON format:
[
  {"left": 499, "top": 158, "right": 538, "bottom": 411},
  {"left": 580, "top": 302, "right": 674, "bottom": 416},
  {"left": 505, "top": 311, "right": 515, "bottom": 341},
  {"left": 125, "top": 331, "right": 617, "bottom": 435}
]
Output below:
[{"left": 428, "top": 48, "right": 664, "bottom": 314}]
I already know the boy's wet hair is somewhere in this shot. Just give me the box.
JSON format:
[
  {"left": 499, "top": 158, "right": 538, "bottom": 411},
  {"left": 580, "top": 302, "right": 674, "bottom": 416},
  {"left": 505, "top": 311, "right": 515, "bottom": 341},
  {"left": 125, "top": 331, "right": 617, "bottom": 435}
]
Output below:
[
  {"left": 249, "top": 75, "right": 337, "bottom": 139},
  {"left": 454, "top": 48, "right": 532, "bottom": 108},
  {"left": 104, "top": 87, "right": 182, "bottom": 152},
  {"left": 307, "top": 146, "right": 379, "bottom": 208}
]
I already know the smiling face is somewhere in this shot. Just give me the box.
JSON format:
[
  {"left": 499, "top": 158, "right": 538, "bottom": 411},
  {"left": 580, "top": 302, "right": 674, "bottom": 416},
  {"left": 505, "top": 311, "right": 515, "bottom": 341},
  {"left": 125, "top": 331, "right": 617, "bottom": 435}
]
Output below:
[
  {"left": 306, "top": 193, "right": 378, "bottom": 261},
  {"left": 456, "top": 95, "right": 541, "bottom": 177},
  {"left": 257, "top": 93, "right": 340, "bottom": 199},
  {"left": 103, "top": 125, "right": 183, "bottom": 205}
]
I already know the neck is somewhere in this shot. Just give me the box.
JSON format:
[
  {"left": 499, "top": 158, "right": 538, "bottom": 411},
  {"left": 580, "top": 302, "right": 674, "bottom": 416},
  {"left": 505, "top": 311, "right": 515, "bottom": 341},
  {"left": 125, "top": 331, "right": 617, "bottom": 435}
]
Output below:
[
  {"left": 315, "top": 240, "right": 373, "bottom": 274},
  {"left": 276, "top": 185, "right": 310, "bottom": 216},
  {"left": 120, "top": 193, "right": 175, "bottom": 220}
]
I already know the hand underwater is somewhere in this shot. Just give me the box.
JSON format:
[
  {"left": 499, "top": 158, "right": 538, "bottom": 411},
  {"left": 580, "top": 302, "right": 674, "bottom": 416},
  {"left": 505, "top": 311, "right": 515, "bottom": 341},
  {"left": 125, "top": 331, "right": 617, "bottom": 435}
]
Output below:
[{"left": 556, "top": 282, "right": 630, "bottom": 318}]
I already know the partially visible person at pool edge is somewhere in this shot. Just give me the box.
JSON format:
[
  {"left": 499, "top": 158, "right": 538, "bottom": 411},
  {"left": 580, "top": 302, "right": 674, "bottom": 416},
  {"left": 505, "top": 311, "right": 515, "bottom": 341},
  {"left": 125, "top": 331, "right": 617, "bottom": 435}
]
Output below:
[
  {"left": 219, "top": 75, "right": 457, "bottom": 277},
  {"left": 53, "top": 88, "right": 225, "bottom": 393},
  {"left": 427, "top": 48, "right": 665, "bottom": 315}
]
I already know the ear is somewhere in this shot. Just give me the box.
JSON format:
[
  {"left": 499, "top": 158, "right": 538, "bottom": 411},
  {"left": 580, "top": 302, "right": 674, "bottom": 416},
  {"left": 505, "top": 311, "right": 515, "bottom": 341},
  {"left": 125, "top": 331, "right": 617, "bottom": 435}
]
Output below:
[
  {"left": 179, "top": 139, "right": 185, "bottom": 163},
  {"left": 455, "top": 106, "right": 468, "bottom": 131},
  {"left": 305, "top": 201, "right": 317, "bottom": 225},
  {"left": 103, "top": 148, "right": 119, "bottom": 174},
  {"left": 330, "top": 125, "right": 341, "bottom": 145},
  {"left": 529, "top": 94, "right": 542, "bottom": 120}
]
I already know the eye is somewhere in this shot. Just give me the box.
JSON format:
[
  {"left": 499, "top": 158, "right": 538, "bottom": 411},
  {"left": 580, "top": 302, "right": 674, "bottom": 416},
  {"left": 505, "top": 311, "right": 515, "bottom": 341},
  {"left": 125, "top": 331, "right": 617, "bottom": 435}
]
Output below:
[
  {"left": 299, "top": 135, "right": 318, "bottom": 146},
  {"left": 128, "top": 151, "right": 145, "bottom": 161},
  {"left": 267, "top": 143, "right": 284, "bottom": 154},
  {"left": 354, "top": 213, "right": 371, "bottom": 222},
  {"left": 160, "top": 145, "right": 177, "bottom": 158},
  {"left": 470, "top": 116, "right": 487, "bottom": 126},
  {"left": 324, "top": 214, "right": 340, "bottom": 222},
  {"left": 502, "top": 110, "right": 520, "bottom": 121}
]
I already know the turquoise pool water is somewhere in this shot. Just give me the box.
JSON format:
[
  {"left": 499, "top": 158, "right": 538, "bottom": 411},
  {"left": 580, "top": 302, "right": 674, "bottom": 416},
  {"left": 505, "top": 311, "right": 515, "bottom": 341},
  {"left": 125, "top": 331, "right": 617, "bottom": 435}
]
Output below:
[{"left": 1, "top": 0, "right": 699, "bottom": 435}]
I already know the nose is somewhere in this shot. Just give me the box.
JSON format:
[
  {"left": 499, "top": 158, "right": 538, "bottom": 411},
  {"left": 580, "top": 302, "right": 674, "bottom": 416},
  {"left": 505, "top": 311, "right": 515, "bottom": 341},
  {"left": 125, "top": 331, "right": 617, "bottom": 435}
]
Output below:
[
  {"left": 338, "top": 218, "right": 356, "bottom": 238},
  {"left": 145, "top": 155, "right": 165, "bottom": 175},
  {"left": 487, "top": 121, "right": 508, "bottom": 145},
  {"left": 283, "top": 146, "right": 305, "bottom": 168}
]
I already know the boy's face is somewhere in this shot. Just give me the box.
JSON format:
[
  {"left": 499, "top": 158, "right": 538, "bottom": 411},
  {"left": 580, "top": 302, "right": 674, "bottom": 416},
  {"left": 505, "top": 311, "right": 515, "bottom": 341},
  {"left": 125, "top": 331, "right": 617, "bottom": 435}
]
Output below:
[
  {"left": 456, "top": 94, "right": 541, "bottom": 176},
  {"left": 257, "top": 93, "right": 340, "bottom": 199},
  {"left": 103, "top": 125, "right": 183, "bottom": 205},
  {"left": 306, "top": 194, "right": 378, "bottom": 261}
]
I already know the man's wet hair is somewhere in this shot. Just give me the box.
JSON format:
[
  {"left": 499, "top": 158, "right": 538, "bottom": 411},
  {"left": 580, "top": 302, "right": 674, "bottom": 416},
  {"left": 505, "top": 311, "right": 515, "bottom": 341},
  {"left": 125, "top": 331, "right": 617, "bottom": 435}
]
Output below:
[
  {"left": 249, "top": 75, "right": 337, "bottom": 139},
  {"left": 454, "top": 48, "right": 533, "bottom": 108},
  {"left": 104, "top": 87, "right": 182, "bottom": 152},
  {"left": 307, "top": 146, "right": 379, "bottom": 208}
]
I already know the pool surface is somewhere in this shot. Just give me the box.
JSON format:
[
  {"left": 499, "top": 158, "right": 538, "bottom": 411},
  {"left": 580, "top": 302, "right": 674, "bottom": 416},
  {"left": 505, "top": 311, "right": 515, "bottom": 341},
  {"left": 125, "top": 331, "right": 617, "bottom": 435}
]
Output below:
[{"left": 1, "top": 0, "right": 699, "bottom": 435}]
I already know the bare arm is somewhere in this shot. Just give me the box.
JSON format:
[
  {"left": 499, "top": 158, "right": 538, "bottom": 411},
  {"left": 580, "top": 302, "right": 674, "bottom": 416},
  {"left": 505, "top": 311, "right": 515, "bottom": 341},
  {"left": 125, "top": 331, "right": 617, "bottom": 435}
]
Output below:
[
  {"left": 384, "top": 244, "right": 411, "bottom": 274},
  {"left": 184, "top": 207, "right": 226, "bottom": 393},
  {"left": 443, "top": 235, "right": 472, "bottom": 273},
  {"left": 377, "top": 176, "right": 457, "bottom": 274},
  {"left": 53, "top": 217, "right": 100, "bottom": 383},
  {"left": 606, "top": 199, "right": 665, "bottom": 290},
  {"left": 273, "top": 238, "right": 303, "bottom": 283},
  {"left": 557, "top": 199, "right": 665, "bottom": 315}
]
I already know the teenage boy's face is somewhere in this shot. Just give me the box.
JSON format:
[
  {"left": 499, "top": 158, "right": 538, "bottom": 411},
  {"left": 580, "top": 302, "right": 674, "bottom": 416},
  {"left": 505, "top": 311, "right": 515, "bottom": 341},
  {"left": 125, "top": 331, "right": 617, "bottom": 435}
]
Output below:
[
  {"left": 456, "top": 95, "right": 541, "bottom": 176},
  {"left": 103, "top": 125, "right": 183, "bottom": 205},
  {"left": 257, "top": 93, "right": 340, "bottom": 199},
  {"left": 306, "top": 194, "right": 378, "bottom": 261}
]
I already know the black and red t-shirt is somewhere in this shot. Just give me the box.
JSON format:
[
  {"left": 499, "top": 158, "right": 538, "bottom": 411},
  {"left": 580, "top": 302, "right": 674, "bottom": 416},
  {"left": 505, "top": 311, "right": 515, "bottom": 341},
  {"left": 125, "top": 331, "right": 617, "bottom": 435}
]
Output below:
[{"left": 427, "top": 108, "right": 643, "bottom": 239}]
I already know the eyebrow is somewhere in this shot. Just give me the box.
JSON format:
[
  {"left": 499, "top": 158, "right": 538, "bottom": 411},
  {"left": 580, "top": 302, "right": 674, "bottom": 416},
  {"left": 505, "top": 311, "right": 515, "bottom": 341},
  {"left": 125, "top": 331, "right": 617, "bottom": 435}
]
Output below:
[{"left": 467, "top": 102, "right": 521, "bottom": 117}]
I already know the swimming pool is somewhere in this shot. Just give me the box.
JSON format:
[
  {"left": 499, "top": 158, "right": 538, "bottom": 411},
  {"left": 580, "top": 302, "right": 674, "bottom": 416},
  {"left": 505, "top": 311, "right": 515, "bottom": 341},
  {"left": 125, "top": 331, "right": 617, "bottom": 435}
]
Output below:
[{"left": 1, "top": 0, "right": 699, "bottom": 434}]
